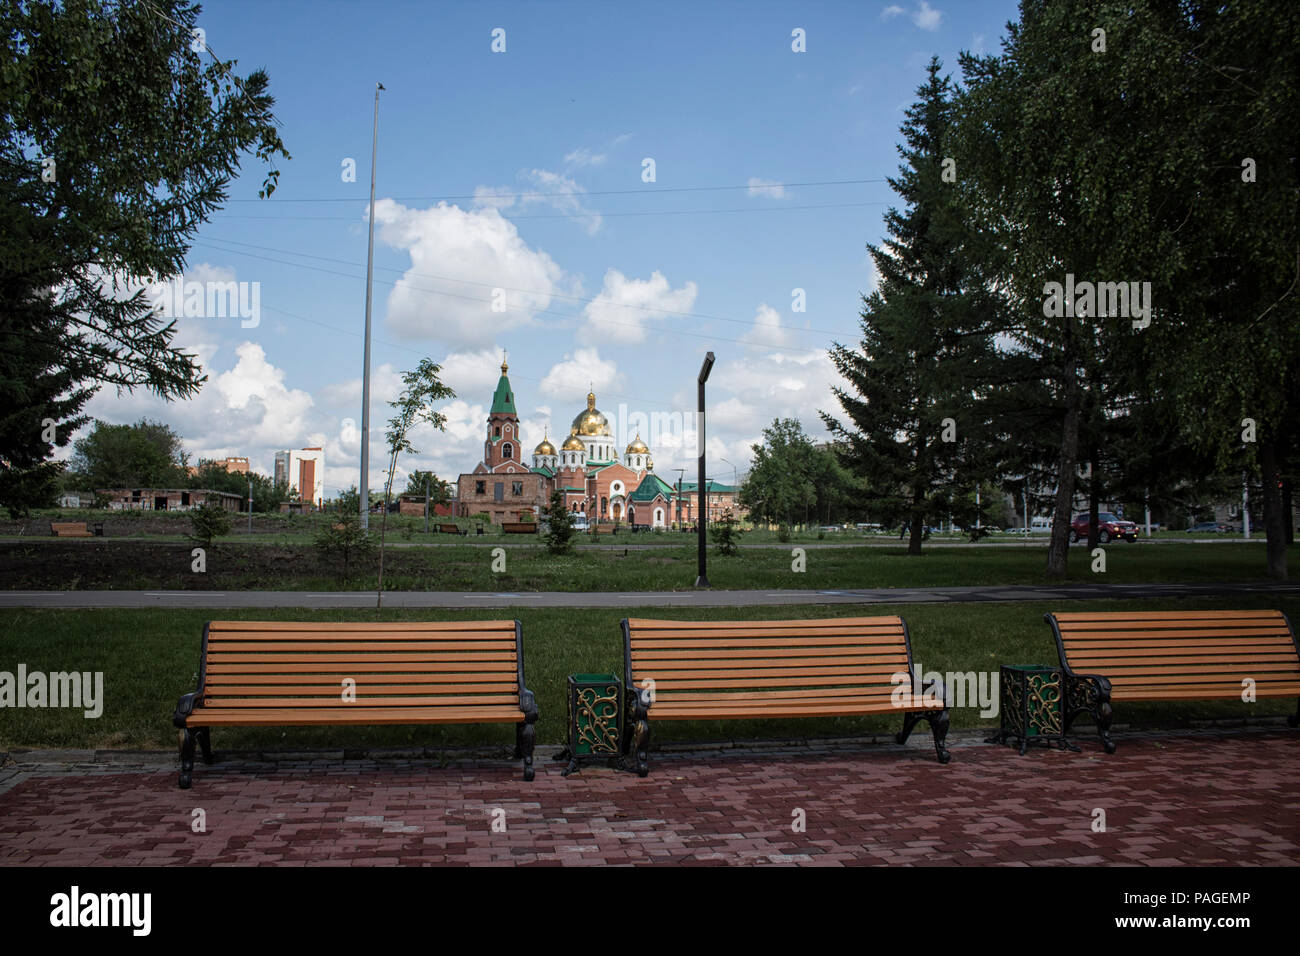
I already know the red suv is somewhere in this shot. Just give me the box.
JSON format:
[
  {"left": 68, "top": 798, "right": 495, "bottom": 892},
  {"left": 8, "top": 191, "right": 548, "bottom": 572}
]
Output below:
[{"left": 1069, "top": 512, "right": 1139, "bottom": 544}]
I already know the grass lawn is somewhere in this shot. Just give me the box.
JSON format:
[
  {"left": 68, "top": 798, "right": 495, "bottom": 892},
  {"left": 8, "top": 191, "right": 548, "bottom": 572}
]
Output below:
[
  {"left": 2, "top": 597, "right": 1296, "bottom": 755},
  {"left": 1, "top": 540, "right": 1293, "bottom": 591}
]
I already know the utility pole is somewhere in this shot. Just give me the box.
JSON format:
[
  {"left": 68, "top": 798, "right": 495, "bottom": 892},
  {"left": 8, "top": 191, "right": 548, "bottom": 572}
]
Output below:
[
  {"left": 247, "top": 477, "right": 252, "bottom": 534},
  {"left": 1243, "top": 472, "right": 1250, "bottom": 539},
  {"left": 359, "top": 81, "right": 384, "bottom": 530},
  {"left": 695, "top": 352, "right": 715, "bottom": 587},
  {"left": 424, "top": 475, "right": 430, "bottom": 534}
]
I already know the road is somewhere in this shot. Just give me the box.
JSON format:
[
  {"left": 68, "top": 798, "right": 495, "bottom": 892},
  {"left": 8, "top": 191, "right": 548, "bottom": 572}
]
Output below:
[{"left": 1, "top": 580, "right": 1296, "bottom": 609}]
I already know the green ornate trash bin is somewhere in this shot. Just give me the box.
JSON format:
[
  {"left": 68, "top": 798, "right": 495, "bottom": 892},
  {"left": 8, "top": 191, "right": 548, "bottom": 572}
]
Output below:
[
  {"left": 558, "top": 673, "right": 623, "bottom": 776},
  {"left": 988, "top": 664, "right": 1079, "bottom": 755}
]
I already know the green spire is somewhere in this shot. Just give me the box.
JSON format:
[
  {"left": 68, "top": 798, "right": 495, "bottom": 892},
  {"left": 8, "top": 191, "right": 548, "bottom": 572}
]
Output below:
[{"left": 490, "top": 357, "right": 516, "bottom": 416}]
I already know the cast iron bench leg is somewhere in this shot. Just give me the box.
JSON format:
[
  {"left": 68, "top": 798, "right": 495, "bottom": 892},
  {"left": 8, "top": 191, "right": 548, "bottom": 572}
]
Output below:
[
  {"left": 196, "top": 727, "right": 214, "bottom": 765},
  {"left": 896, "top": 709, "right": 951, "bottom": 763},
  {"left": 178, "top": 728, "right": 196, "bottom": 790},
  {"left": 1065, "top": 673, "right": 1116, "bottom": 754}
]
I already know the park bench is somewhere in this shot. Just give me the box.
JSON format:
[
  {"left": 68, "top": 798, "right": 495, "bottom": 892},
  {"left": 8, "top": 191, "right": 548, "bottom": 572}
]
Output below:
[
  {"left": 592, "top": 523, "right": 618, "bottom": 536},
  {"left": 1044, "top": 609, "right": 1300, "bottom": 753},
  {"left": 621, "top": 615, "right": 950, "bottom": 776},
  {"left": 171, "top": 619, "right": 539, "bottom": 788},
  {"left": 501, "top": 522, "right": 537, "bottom": 534},
  {"left": 435, "top": 523, "right": 467, "bottom": 536},
  {"left": 50, "top": 521, "right": 93, "bottom": 538}
]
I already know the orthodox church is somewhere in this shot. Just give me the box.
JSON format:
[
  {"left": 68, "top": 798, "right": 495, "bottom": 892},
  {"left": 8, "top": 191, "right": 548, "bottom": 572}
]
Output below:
[{"left": 455, "top": 360, "right": 678, "bottom": 528}]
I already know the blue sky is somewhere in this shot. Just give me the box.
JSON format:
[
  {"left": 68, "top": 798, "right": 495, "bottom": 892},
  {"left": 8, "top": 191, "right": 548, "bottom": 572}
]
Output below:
[{"left": 86, "top": 0, "right": 1021, "bottom": 497}]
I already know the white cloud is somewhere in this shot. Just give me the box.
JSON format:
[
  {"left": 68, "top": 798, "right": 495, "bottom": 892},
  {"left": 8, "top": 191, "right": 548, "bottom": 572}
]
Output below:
[
  {"left": 881, "top": 3, "right": 942, "bottom": 30},
  {"left": 563, "top": 147, "right": 607, "bottom": 167},
  {"left": 438, "top": 347, "right": 510, "bottom": 397},
  {"left": 742, "top": 303, "right": 791, "bottom": 348},
  {"left": 580, "top": 269, "right": 699, "bottom": 344},
  {"left": 539, "top": 347, "right": 619, "bottom": 398},
  {"left": 746, "top": 177, "right": 787, "bottom": 199},
  {"left": 913, "top": 1, "right": 943, "bottom": 30},
  {"left": 474, "top": 168, "right": 603, "bottom": 235},
  {"left": 373, "top": 199, "right": 566, "bottom": 347}
]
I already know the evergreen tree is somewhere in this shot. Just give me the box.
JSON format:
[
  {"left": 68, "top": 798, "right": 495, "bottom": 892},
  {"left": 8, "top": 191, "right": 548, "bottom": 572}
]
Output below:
[{"left": 822, "top": 58, "right": 1003, "bottom": 555}]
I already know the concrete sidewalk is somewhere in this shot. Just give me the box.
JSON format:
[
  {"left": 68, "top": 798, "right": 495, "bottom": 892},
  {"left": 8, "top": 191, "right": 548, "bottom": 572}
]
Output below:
[
  {"left": 1, "top": 728, "right": 1296, "bottom": 866},
  {"left": 1, "top": 580, "right": 1296, "bottom": 609}
]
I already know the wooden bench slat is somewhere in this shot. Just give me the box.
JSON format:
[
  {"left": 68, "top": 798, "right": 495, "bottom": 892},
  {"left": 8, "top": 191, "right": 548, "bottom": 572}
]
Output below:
[
  {"left": 204, "top": 673, "right": 516, "bottom": 686},
  {"left": 1061, "top": 630, "right": 1294, "bottom": 643},
  {"left": 204, "top": 660, "right": 519, "bottom": 675},
  {"left": 195, "top": 705, "right": 525, "bottom": 726},
  {"left": 1052, "top": 610, "right": 1285, "bottom": 622},
  {"left": 208, "top": 621, "right": 514, "bottom": 633},
  {"left": 632, "top": 654, "right": 908, "bottom": 670},
  {"left": 655, "top": 686, "right": 886, "bottom": 702},
  {"left": 1112, "top": 684, "right": 1300, "bottom": 701},
  {"left": 1066, "top": 652, "right": 1299, "bottom": 667},
  {"left": 632, "top": 646, "right": 910, "bottom": 661},
  {"left": 209, "top": 641, "right": 520, "bottom": 652},
  {"left": 632, "top": 635, "right": 900, "bottom": 649},
  {"left": 206, "top": 651, "right": 516, "bottom": 664},
  {"left": 627, "top": 616, "right": 903, "bottom": 629},
  {"left": 203, "top": 694, "right": 522, "bottom": 707}
]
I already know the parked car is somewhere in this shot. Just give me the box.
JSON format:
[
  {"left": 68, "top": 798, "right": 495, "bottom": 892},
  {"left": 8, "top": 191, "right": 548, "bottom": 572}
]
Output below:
[
  {"left": 1186, "top": 521, "right": 1229, "bottom": 533},
  {"left": 1069, "top": 512, "right": 1138, "bottom": 543}
]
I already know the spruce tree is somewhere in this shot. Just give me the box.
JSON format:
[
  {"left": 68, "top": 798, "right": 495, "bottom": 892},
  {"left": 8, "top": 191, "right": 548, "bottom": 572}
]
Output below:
[{"left": 822, "top": 57, "right": 1001, "bottom": 555}]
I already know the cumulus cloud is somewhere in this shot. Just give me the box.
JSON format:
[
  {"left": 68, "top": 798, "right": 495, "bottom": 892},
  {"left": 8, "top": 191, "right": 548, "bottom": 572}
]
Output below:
[
  {"left": 913, "top": 2, "right": 943, "bottom": 30},
  {"left": 881, "top": 4, "right": 904, "bottom": 20},
  {"left": 563, "top": 147, "right": 607, "bottom": 167},
  {"left": 372, "top": 199, "right": 566, "bottom": 347},
  {"left": 742, "top": 303, "right": 791, "bottom": 348},
  {"left": 746, "top": 177, "right": 788, "bottom": 199},
  {"left": 539, "top": 347, "right": 619, "bottom": 398},
  {"left": 580, "top": 269, "right": 699, "bottom": 344}
]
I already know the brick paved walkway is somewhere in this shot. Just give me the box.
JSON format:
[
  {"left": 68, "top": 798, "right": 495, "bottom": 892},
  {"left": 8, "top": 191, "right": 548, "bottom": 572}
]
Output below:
[{"left": 1, "top": 730, "right": 1296, "bottom": 866}]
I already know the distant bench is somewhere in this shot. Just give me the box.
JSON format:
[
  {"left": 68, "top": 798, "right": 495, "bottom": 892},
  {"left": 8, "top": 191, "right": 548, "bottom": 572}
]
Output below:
[
  {"left": 592, "top": 524, "right": 618, "bottom": 536},
  {"left": 622, "top": 615, "right": 950, "bottom": 776},
  {"left": 1045, "top": 609, "right": 1300, "bottom": 753},
  {"left": 501, "top": 522, "right": 537, "bottom": 534},
  {"left": 435, "top": 523, "right": 468, "bottom": 536},
  {"left": 172, "top": 619, "right": 538, "bottom": 788},
  {"left": 51, "top": 521, "right": 99, "bottom": 538}
]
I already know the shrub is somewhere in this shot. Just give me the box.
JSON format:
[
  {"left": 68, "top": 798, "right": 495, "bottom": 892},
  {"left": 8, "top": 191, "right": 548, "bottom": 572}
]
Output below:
[
  {"left": 543, "top": 491, "right": 575, "bottom": 555},
  {"left": 313, "top": 512, "right": 376, "bottom": 581},
  {"left": 711, "top": 510, "right": 743, "bottom": 556},
  {"left": 188, "top": 502, "right": 232, "bottom": 548}
]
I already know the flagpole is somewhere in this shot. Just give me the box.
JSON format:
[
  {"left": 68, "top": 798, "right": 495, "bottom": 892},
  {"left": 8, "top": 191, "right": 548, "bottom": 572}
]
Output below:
[{"left": 360, "top": 81, "right": 384, "bottom": 528}]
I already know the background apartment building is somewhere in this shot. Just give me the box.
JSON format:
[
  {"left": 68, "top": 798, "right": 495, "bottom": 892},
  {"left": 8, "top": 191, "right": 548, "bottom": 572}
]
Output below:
[{"left": 274, "top": 447, "right": 324, "bottom": 508}]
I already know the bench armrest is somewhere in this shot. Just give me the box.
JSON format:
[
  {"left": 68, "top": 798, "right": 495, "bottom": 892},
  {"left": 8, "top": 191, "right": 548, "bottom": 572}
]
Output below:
[
  {"left": 1063, "top": 671, "right": 1112, "bottom": 709},
  {"left": 172, "top": 691, "right": 203, "bottom": 728},
  {"left": 628, "top": 682, "right": 653, "bottom": 720},
  {"left": 518, "top": 687, "right": 539, "bottom": 723}
]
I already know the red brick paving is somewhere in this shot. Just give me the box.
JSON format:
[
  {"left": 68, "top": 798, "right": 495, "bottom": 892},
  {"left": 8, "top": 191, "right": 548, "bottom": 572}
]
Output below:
[{"left": 0, "top": 731, "right": 1296, "bottom": 866}]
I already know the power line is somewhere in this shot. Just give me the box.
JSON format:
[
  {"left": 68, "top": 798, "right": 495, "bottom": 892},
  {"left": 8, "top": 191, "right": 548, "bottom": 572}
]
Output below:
[
  {"left": 198, "top": 234, "right": 858, "bottom": 338},
  {"left": 190, "top": 239, "right": 843, "bottom": 354},
  {"left": 223, "top": 178, "right": 889, "bottom": 203},
  {"left": 210, "top": 200, "right": 889, "bottom": 223}
]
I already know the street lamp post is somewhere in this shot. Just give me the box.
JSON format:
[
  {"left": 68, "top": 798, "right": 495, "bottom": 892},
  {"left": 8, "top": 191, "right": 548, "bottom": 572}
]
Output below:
[
  {"left": 695, "top": 351, "right": 715, "bottom": 588},
  {"left": 359, "top": 81, "right": 385, "bottom": 530}
]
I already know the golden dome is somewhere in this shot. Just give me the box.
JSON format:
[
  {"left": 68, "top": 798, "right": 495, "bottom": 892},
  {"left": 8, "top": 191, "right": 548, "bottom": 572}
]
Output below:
[
  {"left": 626, "top": 433, "right": 649, "bottom": 455},
  {"left": 534, "top": 432, "right": 556, "bottom": 456},
  {"left": 570, "top": 390, "right": 611, "bottom": 437},
  {"left": 561, "top": 434, "right": 585, "bottom": 452}
]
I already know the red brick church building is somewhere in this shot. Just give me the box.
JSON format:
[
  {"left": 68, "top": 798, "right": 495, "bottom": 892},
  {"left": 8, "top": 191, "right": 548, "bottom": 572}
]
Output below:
[{"left": 456, "top": 360, "right": 676, "bottom": 527}]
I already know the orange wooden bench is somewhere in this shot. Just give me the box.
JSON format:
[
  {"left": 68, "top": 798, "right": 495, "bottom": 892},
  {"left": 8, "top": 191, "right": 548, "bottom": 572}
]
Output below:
[
  {"left": 1045, "top": 609, "right": 1300, "bottom": 753},
  {"left": 501, "top": 522, "right": 537, "bottom": 534},
  {"left": 51, "top": 521, "right": 93, "bottom": 537},
  {"left": 435, "top": 523, "right": 467, "bottom": 536},
  {"left": 172, "top": 620, "right": 538, "bottom": 788},
  {"left": 621, "top": 615, "right": 950, "bottom": 776}
]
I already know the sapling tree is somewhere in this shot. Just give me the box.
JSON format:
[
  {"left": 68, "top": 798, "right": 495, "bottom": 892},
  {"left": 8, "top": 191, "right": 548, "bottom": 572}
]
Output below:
[{"left": 376, "top": 360, "right": 454, "bottom": 607}]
